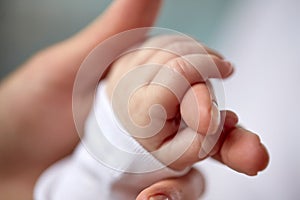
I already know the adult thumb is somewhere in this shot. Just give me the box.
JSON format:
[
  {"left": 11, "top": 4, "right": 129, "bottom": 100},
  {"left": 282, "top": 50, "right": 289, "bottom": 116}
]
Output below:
[
  {"left": 34, "top": 0, "right": 162, "bottom": 78},
  {"left": 68, "top": 0, "right": 162, "bottom": 63}
]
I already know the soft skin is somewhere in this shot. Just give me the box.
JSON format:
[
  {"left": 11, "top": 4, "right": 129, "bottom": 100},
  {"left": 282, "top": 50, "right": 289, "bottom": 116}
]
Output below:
[
  {"left": 0, "top": 0, "right": 269, "bottom": 199},
  {"left": 105, "top": 35, "right": 269, "bottom": 172}
]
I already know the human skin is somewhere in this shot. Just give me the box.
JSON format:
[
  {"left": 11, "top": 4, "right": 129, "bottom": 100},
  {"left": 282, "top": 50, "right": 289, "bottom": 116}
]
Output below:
[
  {"left": 0, "top": 0, "right": 269, "bottom": 199},
  {"left": 0, "top": 1, "right": 169, "bottom": 199},
  {"left": 106, "top": 35, "right": 269, "bottom": 173}
]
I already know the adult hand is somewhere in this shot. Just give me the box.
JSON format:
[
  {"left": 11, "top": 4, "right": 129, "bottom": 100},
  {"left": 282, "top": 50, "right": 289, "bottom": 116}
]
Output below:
[
  {"left": 0, "top": 0, "right": 167, "bottom": 199},
  {"left": 0, "top": 0, "right": 269, "bottom": 199}
]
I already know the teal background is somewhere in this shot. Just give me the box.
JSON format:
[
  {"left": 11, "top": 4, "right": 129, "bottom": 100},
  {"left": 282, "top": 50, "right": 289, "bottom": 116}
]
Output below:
[{"left": 0, "top": 0, "right": 233, "bottom": 79}]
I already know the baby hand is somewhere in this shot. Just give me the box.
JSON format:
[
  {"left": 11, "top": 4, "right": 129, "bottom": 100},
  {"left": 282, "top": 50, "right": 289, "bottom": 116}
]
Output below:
[{"left": 105, "top": 35, "right": 235, "bottom": 170}]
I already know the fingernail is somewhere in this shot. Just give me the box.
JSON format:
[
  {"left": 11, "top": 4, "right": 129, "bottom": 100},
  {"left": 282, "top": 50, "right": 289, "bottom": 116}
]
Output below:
[
  {"left": 224, "top": 60, "right": 231, "bottom": 66},
  {"left": 226, "top": 113, "right": 238, "bottom": 128},
  {"left": 198, "top": 101, "right": 221, "bottom": 159},
  {"left": 198, "top": 147, "right": 208, "bottom": 159},
  {"left": 149, "top": 194, "right": 170, "bottom": 200},
  {"left": 209, "top": 101, "right": 220, "bottom": 135},
  {"left": 223, "top": 61, "right": 233, "bottom": 76}
]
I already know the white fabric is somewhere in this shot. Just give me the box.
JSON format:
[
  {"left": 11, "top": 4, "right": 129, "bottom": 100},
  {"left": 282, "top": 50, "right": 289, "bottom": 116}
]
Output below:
[{"left": 34, "top": 81, "right": 189, "bottom": 200}]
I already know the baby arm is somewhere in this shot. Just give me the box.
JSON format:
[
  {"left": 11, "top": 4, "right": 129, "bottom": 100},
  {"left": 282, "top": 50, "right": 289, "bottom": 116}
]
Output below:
[{"left": 35, "top": 34, "right": 268, "bottom": 200}]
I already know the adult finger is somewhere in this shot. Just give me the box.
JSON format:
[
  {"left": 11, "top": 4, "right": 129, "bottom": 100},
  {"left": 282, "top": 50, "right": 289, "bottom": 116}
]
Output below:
[
  {"left": 212, "top": 127, "right": 269, "bottom": 176},
  {"left": 136, "top": 168, "right": 205, "bottom": 200},
  {"left": 42, "top": 0, "right": 162, "bottom": 132},
  {"left": 71, "top": 0, "right": 162, "bottom": 54},
  {"left": 34, "top": 0, "right": 162, "bottom": 79},
  {"left": 154, "top": 110, "right": 238, "bottom": 170}
]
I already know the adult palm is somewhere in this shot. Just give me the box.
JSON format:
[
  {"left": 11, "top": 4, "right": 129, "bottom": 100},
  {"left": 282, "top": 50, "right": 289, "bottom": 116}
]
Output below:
[{"left": 0, "top": 1, "right": 165, "bottom": 199}]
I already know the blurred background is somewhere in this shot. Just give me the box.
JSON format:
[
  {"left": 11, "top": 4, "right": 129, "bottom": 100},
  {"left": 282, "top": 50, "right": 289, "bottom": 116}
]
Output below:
[
  {"left": 0, "top": 0, "right": 231, "bottom": 79},
  {"left": 1, "top": 0, "right": 299, "bottom": 199}
]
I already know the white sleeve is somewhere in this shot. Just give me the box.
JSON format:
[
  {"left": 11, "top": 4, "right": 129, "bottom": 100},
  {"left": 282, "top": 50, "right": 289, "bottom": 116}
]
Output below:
[{"left": 34, "top": 81, "right": 190, "bottom": 200}]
